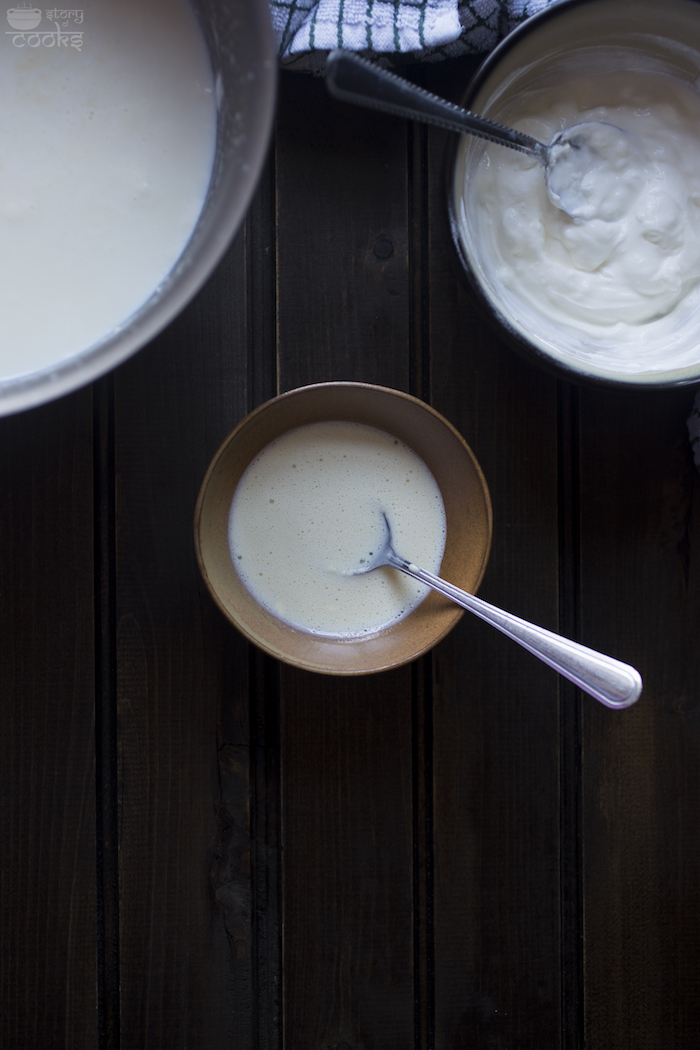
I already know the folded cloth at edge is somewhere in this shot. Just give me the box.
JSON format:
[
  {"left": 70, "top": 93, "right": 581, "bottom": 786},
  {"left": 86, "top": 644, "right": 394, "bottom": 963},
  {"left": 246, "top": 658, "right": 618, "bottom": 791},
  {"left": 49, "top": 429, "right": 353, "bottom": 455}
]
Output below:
[{"left": 271, "top": 0, "right": 557, "bottom": 69}]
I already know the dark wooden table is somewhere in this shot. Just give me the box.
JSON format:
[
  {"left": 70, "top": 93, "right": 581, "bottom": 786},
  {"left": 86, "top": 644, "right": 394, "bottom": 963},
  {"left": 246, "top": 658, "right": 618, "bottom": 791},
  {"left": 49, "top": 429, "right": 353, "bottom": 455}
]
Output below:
[{"left": 2, "top": 60, "right": 700, "bottom": 1050}]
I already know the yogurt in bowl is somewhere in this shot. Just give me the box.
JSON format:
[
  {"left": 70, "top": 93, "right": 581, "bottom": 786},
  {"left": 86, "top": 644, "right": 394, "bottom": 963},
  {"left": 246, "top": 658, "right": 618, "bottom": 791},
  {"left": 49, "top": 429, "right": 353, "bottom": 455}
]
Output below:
[
  {"left": 449, "top": 0, "right": 700, "bottom": 387},
  {"left": 194, "top": 383, "right": 492, "bottom": 676}
]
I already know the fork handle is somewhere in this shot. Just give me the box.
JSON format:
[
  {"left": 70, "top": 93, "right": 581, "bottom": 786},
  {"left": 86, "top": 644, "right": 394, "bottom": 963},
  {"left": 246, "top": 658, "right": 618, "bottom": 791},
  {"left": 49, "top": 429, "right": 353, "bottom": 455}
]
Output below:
[{"left": 390, "top": 555, "right": 642, "bottom": 709}]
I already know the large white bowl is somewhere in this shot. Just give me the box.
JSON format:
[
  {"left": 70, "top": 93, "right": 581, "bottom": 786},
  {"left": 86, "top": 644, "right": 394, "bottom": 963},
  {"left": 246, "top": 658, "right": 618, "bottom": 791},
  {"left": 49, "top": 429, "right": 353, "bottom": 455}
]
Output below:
[{"left": 0, "top": 0, "right": 276, "bottom": 416}]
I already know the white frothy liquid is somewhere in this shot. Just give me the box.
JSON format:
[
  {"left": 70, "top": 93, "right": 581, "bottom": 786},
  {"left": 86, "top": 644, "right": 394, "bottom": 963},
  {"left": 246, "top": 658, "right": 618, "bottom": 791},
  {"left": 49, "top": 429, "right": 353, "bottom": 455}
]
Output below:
[
  {"left": 229, "top": 421, "right": 447, "bottom": 638},
  {"left": 0, "top": 0, "right": 216, "bottom": 381}
]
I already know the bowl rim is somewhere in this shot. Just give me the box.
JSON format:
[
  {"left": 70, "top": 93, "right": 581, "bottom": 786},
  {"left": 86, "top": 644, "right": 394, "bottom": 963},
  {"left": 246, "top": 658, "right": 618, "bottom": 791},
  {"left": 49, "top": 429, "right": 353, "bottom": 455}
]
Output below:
[
  {"left": 194, "top": 381, "right": 494, "bottom": 675},
  {"left": 445, "top": 0, "right": 700, "bottom": 390}
]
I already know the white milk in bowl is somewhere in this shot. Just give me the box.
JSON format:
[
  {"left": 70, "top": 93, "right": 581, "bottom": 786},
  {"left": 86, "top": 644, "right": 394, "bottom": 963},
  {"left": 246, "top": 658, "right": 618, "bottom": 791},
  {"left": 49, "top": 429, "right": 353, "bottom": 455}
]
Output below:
[
  {"left": 229, "top": 421, "right": 447, "bottom": 638},
  {"left": 0, "top": 0, "right": 215, "bottom": 383}
]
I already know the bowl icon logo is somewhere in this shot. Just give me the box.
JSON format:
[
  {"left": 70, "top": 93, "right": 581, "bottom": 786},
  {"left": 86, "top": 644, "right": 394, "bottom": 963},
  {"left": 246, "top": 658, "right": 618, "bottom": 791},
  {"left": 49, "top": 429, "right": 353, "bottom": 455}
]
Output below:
[{"left": 7, "top": 7, "right": 42, "bottom": 29}]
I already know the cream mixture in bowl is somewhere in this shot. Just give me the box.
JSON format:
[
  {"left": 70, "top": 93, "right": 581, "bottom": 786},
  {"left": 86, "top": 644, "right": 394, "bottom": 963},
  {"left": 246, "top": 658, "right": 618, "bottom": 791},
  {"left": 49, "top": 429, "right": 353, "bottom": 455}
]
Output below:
[
  {"left": 229, "top": 421, "right": 447, "bottom": 638},
  {"left": 450, "top": 0, "right": 700, "bottom": 386}
]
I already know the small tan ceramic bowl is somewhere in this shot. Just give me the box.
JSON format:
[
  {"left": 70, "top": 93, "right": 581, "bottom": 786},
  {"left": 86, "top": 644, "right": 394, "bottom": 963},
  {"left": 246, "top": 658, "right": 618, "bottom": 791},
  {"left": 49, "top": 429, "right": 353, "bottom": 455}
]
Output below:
[{"left": 194, "top": 382, "right": 492, "bottom": 675}]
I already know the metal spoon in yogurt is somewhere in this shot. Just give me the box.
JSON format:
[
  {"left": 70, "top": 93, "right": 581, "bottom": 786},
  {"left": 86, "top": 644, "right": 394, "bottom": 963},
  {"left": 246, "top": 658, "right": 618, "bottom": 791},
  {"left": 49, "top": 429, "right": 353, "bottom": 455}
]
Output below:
[
  {"left": 354, "top": 513, "right": 642, "bottom": 709},
  {"left": 325, "top": 50, "right": 643, "bottom": 221}
]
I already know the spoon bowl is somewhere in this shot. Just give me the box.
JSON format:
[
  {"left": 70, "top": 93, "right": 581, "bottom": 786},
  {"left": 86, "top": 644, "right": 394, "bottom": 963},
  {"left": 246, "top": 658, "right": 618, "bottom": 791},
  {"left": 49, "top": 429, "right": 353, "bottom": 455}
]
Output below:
[
  {"left": 355, "top": 512, "right": 642, "bottom": 709},
  {"left": 546, "top": 121, "right": 645, "bottom": 220}
]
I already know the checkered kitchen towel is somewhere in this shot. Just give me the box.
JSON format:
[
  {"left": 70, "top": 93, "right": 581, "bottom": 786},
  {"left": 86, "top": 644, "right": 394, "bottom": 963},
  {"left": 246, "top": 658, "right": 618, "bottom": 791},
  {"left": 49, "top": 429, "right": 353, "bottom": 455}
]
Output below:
[{"left": 271, "top": 0, "right": 558, "bottom": 68}]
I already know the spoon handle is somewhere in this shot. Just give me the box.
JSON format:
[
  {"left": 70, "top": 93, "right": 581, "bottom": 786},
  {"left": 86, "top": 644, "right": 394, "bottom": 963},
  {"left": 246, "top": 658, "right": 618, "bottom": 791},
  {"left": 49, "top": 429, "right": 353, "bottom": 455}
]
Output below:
[
  {"left": 390, "top": 555, "right": 642, "bottom": 709},
  {"left": 325, "top": 49, "right": 546, "bottom": 161}
]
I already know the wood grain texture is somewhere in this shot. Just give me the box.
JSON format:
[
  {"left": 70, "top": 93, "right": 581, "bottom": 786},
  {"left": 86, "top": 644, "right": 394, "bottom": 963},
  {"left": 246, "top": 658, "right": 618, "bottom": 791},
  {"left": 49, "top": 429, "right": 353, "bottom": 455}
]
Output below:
[
  {"left": 275, "top": 71, "right": 413, "bottom": 393},
  {"left": 0, "top": 391, "right": 97, "bottom": 1049},
  {"left": 279, "top": 670, "right": 416, "bottom": 1049},
  {"left": 578, "top": 387, "right": 700, "bottom": 1048},
  {"left": 4, "top": 54, "right": 700, "bottom": 1050},
  {"left": 113, "top": 232, "right": 258, "bottom": 1049}
]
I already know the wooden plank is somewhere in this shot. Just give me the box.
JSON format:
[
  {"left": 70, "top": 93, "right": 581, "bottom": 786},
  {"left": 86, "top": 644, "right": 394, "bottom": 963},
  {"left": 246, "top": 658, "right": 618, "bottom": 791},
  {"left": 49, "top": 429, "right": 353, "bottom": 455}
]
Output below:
[
  {"left": 423, "top": 58, "right": 566, "bottom": 1048},
  {"left": 578, "top": 387, "right": 700, "bottom": 1048},
  {"left": 274, "top": 70, "right": 419, "bottom": 1047},
  {"left": 279, "top": 669, "right": 415, "bottom": 1048},
  {"left": 113, "top": 226, "right": 260, "bottom": 1048},
  {"left": 0, "top": 391, "right": 98, "bottom": 1049},
  {"left": 275, "top": 70, "right": 414, "bottom": 393}
]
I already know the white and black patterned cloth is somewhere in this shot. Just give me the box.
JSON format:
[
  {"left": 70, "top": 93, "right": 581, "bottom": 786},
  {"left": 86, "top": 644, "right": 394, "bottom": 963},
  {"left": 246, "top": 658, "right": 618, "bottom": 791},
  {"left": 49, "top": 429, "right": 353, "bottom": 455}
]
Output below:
[{"left": 270, "top": 0, "right": 557, "bottom": 69}]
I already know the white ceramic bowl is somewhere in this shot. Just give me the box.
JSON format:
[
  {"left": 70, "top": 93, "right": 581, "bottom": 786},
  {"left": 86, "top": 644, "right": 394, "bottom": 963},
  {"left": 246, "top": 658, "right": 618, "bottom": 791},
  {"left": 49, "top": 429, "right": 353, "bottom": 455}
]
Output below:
[{"left": 448, "top": 0, "right": 700, "bottom": 388}]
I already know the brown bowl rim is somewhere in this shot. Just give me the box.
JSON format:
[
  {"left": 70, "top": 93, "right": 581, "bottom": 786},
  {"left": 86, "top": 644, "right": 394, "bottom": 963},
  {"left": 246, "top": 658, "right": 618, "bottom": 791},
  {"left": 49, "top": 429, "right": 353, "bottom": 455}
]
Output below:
[{"left": 194, "top": 381, "right": 493, "bottom": 675}]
